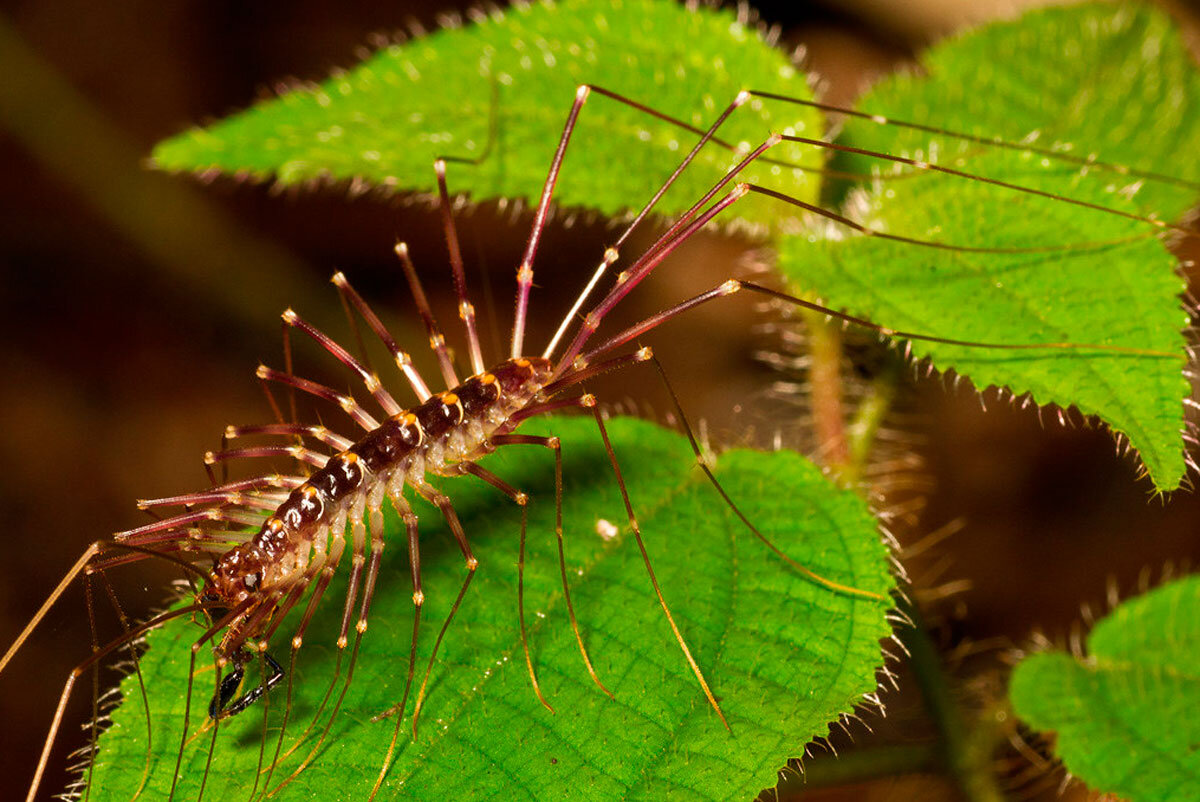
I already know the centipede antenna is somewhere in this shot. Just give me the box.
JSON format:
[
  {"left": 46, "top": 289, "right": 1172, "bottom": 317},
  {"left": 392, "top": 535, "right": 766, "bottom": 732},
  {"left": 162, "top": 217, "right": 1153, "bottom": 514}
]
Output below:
[
  {"left": 749, "top": 89, "right": 1200, "bottom": 192},
  {"left": 541, "top": 89, "right": 751, "bottom": 361},
  {"left": 435, "top": 159, "right": 487, "bottom": 375},
  {"left": 586, "top": 403, "right": 729, "bottom": 730},
  {"left": 395, "top": 242, "right": 460, "bottom": 388},
  {"left": 25, "top": 604, "right": 210, "bottom": 802},
  {"left": 512, "top": 85, "right": 590, "bottom": 359},
  {"left": 331, "top": 271, "right": 433, "bottom": 402}
]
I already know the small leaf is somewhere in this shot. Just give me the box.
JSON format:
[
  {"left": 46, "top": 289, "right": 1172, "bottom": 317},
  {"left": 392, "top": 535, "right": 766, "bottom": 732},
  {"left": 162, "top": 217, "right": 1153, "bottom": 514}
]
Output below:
[
  {"left": 88, "top": 417, "right": 893, "bottom": 800},
  {"left": 150, "top": 0, "right": 821, "bottom": 224},
  {"left": 1010, "top": 575, "right": 1200, "bottom": 802},
  {"left": 777, "top": 2, "right": 1197, "bottom": 490}
]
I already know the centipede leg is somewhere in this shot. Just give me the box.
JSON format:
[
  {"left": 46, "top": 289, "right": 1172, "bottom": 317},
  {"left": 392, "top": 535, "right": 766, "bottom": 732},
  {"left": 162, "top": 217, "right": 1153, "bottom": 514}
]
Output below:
[
  {"left": 331, "top": 272, "right": 432, "bottom": 402},
  {"left": 394, "top": 242, "right": 460, "bottom": 389},
  {"left": 410, "top": 484, "right": 477, "bottom": 737},
  {"left": 434, "top": 159, "right": 486, "bottom": 375},
  {"left": 646, "top": 354, "right": 885, "bottom": 601},
  {"left": 370, "top": 498, "right": 422, "bottom": 801},
  {"left": 261, "top": 544, "right": 342, "bottom": 790},
  {"left": 585, "top": 403, "right": 730, "bottom": 731},
  {"left": 275, "top": 505, "right": 380, "bottom": 792},
  {"left": 457, "top": 461, "right": 553, "bottom": 712},
  {"left": 93, "top": 569, "right": 154, "bottom": 801},
  {"left": 490, "top": 424, "right": 614, "bottom": 700}
]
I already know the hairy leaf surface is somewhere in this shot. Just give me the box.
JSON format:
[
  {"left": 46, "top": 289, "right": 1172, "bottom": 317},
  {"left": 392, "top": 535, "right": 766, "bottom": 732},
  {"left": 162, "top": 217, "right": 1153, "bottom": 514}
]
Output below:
[
  {"left": 151, "top": 0, "right": 819, "bottom": 223},
  {"left": 779, "top": 3, "right": 1197, "bottom": 489},
  {"left": 88, "top": 417, "right": 893, "bottom": 800},
  {"left": 1010, "top": 575, "right": 1200, "bottom": 802}
]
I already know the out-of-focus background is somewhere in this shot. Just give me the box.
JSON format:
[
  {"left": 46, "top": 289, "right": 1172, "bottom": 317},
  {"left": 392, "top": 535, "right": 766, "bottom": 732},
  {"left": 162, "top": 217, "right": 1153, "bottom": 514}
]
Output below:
[{"left": 1, "top": 0, "right": 1198, "bottom": 799}]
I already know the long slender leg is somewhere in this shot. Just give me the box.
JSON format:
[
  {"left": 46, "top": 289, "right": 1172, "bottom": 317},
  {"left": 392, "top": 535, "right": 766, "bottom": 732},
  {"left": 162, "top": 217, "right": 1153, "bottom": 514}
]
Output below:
[
  {"left": 94, "top": 570, "right": 154, "bottom": 800},
  {"left": 394, "top": 242, "right": 459, "bottom": 389},
  {"left": 435, "top": 159, "right": 486, "bottom": 375},
  {"left": 541, "top": 88, "right": 752, "bottom": 359},
  {"left": 409, "top": 483, "right": 477, "bottom": 736},
  {"left": 256, "top": 365, "right": 380, "bottom": 431},
  {"left": 578, "top": 278, "right": 1179, "bottom": 371},
  {"left": 137, "top": 473, "right": 301, "bottom": 511},
  {"left": 260, "top": 535, "right": 345, "bottom": 788},
  {"left": 280, "top": 308, "right": 402, "bottom": 416},
  {"left": 370, "top": 497, "right": 423, "bottom": 800},
  {"left": 274, "top": 504, "right": 381, "bottom": 792},
  {"left": 455, "top": 461, "right": 552, "bottom": 712},
  {"left": 475, "top": 432, "right": 614, "bottom": 701},
  {"left": 25, "top": 603, "right": 206, "bottom": 802},
  {"left": 511, "top": 85, "right": 590, "bottom": 359},
  {"left": 332, "top": 271, "right": 433, "bottom": 402},
  {"left": 648, "top": 353, "right": 885, "bottom": 600},
  {"left": 586, "top": 404, "right": 729, "bottom": 730}
]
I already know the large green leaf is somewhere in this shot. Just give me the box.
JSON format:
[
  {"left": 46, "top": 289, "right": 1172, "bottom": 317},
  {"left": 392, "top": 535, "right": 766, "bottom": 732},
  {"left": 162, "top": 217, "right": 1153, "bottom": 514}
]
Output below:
[
  {"left": 151, "top": 0, "right": 820, "bottom": 224},
  {"left": 87, "top": 417, "right": 893, "bottom": 799},
  {"left": 1010, "top": 574, "right": 1200, "bottom": 802},
  {"left": 778, "top": 2, "right": 1197, "bottom": 490}
]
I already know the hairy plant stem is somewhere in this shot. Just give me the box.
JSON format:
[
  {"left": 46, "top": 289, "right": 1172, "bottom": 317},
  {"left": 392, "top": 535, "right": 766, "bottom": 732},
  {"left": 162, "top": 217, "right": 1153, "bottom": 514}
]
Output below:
[
  {"left": 899, "top": 599, "right": 1008, "bottom": 802},
  {"left": 771, "top": 742, "right": 940, "bottom": 795},
  {"left": 806, "top": 324, "right": 1004, "bottom": 801},
  {"left": 801, "top": 310, "right": 851, "bottom": 475}
]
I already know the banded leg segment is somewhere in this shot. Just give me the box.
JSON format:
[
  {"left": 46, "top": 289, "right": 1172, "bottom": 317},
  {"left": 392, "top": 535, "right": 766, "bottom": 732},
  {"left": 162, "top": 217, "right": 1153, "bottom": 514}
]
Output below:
[
  {"left": 435, "top": 159, "right": 486, "bottom": 376},
  {"left": 456, "top": 460, "right": 552, "bottom": 712},
  {"left": 281, "top": 308, "right": 402, "bottom": 416},
  {"left": 490, "top": 423, "right": 614, "bottom": 701},
  {"left": 410, "top": 482, "right": 477, "bottom": 735},
  {"left": 331, "top": 271, "right": 433, "bottom": 402},
  {"left": 371, "top": 498, "right": 423, "bottom": 801},
  {"left": 395, "top": 242, "right": 460, "bottom": 390},
  {"left": 586, "top": 404, "right": 730, "bottom": 730}
]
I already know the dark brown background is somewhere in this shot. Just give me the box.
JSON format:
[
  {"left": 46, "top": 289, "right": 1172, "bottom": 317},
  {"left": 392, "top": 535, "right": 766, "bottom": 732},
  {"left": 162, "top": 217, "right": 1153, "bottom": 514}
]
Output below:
[{"left": 1, "top": 1, "right": 1198, "bottom": 799}]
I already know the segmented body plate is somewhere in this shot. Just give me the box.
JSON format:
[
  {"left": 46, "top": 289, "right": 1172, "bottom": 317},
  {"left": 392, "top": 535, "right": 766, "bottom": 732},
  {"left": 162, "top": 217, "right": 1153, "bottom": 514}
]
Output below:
[{"left": 208, "top": 357, "right": 552, "bottom": 637}]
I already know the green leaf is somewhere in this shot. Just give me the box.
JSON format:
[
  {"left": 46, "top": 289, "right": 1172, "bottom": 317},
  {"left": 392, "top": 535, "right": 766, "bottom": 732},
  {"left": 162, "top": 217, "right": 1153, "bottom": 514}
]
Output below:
[
  {"left": 1010, "top": 575, "right": 1200, "bottom": 802},
  {"left": 87, "top": 417, "right": 893, "bottom": 799},
  {"left": 150, "top": 0, "right": 821, "bottom": 224},
  {"left": 777, "top": 2, "right": 1196, "bottom": 490}
]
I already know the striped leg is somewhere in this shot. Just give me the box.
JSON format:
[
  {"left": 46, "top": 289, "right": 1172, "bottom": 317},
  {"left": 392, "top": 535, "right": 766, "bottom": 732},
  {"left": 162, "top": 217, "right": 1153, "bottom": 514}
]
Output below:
[{"left": 409, "top": 483, "right": 477, "bottom": 736}]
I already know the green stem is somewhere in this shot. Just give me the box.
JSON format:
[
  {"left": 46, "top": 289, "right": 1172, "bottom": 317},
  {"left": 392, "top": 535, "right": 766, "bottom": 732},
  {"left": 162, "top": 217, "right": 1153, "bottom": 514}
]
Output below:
[
  {"left": 772, "top": 742, "right": 940, "bottom": 794},
  {"left": 900, "top": 600, "right": 1008, "bottom": 802},
  {"left": 842, "top": 362, "right": 901, "bottom": 486}
]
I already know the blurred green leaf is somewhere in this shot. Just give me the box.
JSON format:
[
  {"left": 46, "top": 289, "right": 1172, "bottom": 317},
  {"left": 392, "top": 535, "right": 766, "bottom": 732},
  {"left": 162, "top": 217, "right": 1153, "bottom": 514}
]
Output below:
[
  {"left": 89, "top": 417, "right": 893, "bottom": 800},
  {"left": 1010, "top": 574, "right": 1200, "bottom": 802}
]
